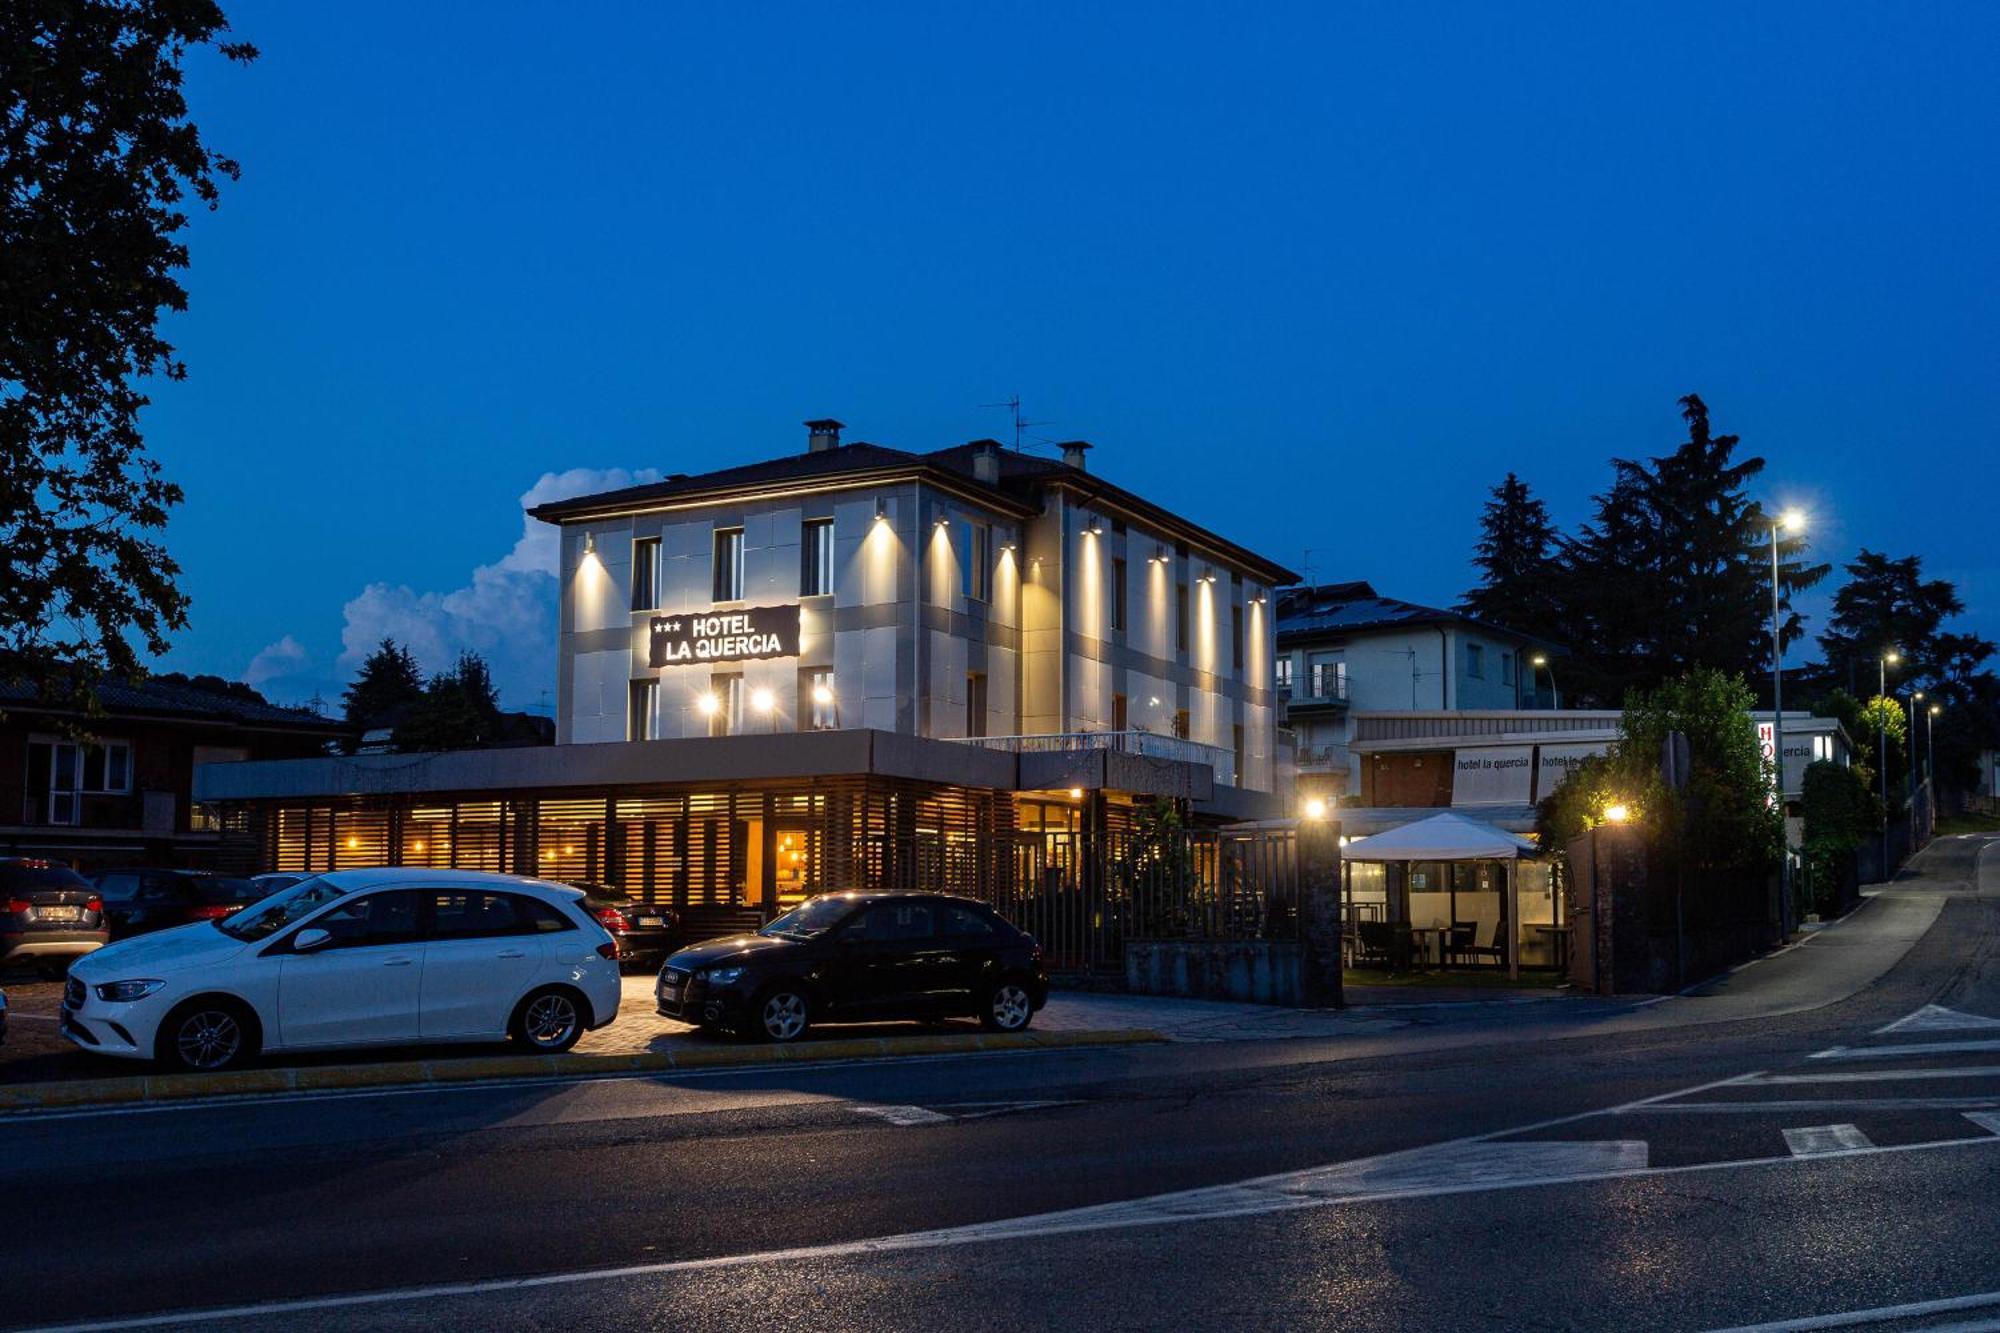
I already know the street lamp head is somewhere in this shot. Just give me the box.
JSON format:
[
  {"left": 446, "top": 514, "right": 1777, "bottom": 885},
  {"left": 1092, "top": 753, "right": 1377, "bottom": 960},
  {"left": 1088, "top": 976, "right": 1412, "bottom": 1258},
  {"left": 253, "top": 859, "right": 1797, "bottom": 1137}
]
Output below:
[
  {"left": 1303, "top": 797, "right": 1328, "bottom": 820},
  {"left": 1930, "top": 704, "right": 1942, "bottom": 716},
  {"left": 1531, "top": 654, "right": 1548, "bottom": 667},
  {"left": 1778, "top": 508, "right": 1805, "bottom": 533},
  {"left": 1884, "top": 650, "right": 1900, "bottom": 665}
]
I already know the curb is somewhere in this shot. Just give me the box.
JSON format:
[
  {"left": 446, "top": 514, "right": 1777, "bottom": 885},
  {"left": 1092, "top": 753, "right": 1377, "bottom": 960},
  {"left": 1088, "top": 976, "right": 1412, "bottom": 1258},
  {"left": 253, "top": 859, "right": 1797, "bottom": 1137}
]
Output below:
[{"left": 0, "top": 1028, "right": 1166, "bottom": 1114}]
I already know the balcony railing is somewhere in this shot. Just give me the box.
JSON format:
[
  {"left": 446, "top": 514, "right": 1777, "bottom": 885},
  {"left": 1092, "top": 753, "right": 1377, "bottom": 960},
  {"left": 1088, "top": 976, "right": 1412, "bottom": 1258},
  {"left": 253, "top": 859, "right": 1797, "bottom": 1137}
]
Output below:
[
  {"left": 1281, "top": 680, "right": 1349, "bottom": 708},
  {"left": 950, "top": 730, "right": 1235, "bottom": 779}
]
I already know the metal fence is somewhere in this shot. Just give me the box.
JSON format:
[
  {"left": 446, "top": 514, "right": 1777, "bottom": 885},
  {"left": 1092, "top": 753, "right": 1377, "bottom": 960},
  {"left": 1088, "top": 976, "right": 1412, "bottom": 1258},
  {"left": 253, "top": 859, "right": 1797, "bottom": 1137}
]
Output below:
[{"left": 859, "top": 827, "right": 1302, "bottom": 974}]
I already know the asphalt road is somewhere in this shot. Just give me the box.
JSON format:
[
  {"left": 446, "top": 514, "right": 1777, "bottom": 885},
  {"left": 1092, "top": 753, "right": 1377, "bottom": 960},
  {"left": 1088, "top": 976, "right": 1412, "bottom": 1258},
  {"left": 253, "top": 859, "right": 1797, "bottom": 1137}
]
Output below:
[{"left": 9, "top": 833, "right": 1999, "bottom": 1333}]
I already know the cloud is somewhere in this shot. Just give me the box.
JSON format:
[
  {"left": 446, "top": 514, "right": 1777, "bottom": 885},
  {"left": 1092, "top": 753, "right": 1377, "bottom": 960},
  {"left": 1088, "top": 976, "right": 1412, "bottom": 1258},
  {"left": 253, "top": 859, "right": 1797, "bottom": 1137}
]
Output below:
[
  {"left": 337, "top": 467, "right": 659, "bottom": 706},
  {"left": 242, "top": 635, "right": 311, "bottom": 688}
]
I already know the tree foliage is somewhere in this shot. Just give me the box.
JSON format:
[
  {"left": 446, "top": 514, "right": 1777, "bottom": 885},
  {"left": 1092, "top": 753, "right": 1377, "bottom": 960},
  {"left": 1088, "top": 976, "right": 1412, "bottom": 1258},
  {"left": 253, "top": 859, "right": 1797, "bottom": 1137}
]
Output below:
[
  {"left": 1551, "top": 396, "right": 1828, "bottom": 706},
  {"left": 1, "top": 1, "right": 256, "bottom": 714},
  {"left": 1458, "top": 472, "right": 1562, "bottom": 643},
  {"left": 1799, "top": 759, "right": 1880, "bottom": 917},
  {"left": 393, "top": 652, "right": 504, "bottom": 753},
  {"left": 341, "top": 639, "right": 424, "bottom": 730},
  {"left": 1539, "top": 668, "right": 1781, "bottom": 878}
]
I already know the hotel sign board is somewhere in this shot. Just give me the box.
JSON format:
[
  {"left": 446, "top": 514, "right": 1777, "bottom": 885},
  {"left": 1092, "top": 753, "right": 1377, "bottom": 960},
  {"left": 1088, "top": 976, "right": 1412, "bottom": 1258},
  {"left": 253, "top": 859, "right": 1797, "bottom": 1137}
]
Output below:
[
  {"left": 648, "top": 605, "right": 801, "bottom": 668},
  {"left": 1452, "top": 747, "right": 1535, "bottom": 805}
]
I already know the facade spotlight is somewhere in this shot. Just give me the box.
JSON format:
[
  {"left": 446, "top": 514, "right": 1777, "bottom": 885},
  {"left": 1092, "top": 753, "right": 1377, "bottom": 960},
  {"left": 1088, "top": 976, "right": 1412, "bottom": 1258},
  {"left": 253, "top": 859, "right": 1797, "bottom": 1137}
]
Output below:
[
  {"left": 696, "top": 692, "right": 720, "bottom": 716},
  {"left": 1068, "top": 787, "right": 1084, "bottom": 799},
  {"left": 751, "top": 687, "right": 775, "bottom": 713},
  {"left": 582, "top": 530, "right": 596, "bottom": 557},
  {"left": 811, "top": 682, "right": 834, "bottom": 706},
  {"left": 874, "top": 500, "right": 889, "bottom": 523},
  {"left": 1303, "top": 797, "right": 1328, "bottom": 820},
  {"left": 1150, "top": 544, "right": 1169, "bottom": 564},
  {"left": 1083, "top": 516, "right": 1104, "bottom": 537}
]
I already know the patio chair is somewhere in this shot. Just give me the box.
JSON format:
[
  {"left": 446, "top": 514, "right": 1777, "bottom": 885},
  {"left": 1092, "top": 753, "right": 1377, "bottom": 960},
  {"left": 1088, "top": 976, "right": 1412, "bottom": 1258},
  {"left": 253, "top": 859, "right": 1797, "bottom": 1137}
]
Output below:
[
  {"left": 1447, "top": 918, "right": 1506, "bottom": 968},
  {"left": 1355, "top": 921, "right": 1414, "bottom": 972}
]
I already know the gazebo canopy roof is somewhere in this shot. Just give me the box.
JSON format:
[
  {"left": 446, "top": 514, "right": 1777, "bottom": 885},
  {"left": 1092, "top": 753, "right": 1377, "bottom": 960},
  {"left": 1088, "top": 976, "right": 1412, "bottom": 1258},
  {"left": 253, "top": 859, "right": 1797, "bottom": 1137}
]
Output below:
[{"left": 1342, "top": 810, "right": 1540, "bottom": 863}]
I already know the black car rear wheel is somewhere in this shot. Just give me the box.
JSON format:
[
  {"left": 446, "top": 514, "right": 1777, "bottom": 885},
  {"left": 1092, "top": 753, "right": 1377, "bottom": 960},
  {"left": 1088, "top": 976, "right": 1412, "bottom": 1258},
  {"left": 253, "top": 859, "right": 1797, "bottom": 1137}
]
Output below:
[
  {"left": 756, "top": 986, "right": 810, "bottom": 1043},
  {"left": 981, "top": 979, "right": 1035, "bottom": 1033}
]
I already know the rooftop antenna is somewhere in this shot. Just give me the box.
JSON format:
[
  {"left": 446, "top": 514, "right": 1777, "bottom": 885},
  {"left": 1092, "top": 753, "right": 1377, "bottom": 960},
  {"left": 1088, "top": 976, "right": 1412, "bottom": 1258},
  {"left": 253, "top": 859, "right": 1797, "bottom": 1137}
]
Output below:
[
  {"left": 980, "top": 394, "right": 1057, "bottom": 452},
  {"left": 1299, "top": 548, "right": 1321, "bottom": 586}
]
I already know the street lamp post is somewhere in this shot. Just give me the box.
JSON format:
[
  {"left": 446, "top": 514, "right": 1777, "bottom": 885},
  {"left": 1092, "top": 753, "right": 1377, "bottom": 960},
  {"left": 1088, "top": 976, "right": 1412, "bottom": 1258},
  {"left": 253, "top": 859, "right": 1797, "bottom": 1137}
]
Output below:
[
  {"left": 1879, "top": 650, "right": 1899, "bottom": 877},
  {"left": 1769, "top": 511, "right": 1802, "bottom": 934},
  {"left": 1530, "top": 654, "right": 1558, "bottom": 709}
]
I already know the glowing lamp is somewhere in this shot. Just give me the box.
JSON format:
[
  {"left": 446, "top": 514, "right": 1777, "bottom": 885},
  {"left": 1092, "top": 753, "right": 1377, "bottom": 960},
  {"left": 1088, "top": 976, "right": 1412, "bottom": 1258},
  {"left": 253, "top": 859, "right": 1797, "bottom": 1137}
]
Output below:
[
  {"left": 1303, "top": 797, "right": 1328, "bottom": 820},
  {"left": 751, "top": 687, "right": 775, "bottom": 713},
  {"left": 695, "top": 692, "right": 720, "bottom": 716},
  {"left": 811, "top": 682, "right": 834, "bottom": 706},
  {"left": 1603, "top": 803, "right": 1631, "bottom": 824}
]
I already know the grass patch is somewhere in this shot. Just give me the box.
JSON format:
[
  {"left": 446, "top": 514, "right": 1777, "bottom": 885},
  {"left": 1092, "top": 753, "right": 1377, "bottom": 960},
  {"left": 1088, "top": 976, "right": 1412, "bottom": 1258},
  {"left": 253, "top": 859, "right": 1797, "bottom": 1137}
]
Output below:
[
  {"left": 1342, "top": 967, "right": 1566, "bottom": 990},
  {"left": 1936, "top": 810, "right": 2000, "bottom": 836}
]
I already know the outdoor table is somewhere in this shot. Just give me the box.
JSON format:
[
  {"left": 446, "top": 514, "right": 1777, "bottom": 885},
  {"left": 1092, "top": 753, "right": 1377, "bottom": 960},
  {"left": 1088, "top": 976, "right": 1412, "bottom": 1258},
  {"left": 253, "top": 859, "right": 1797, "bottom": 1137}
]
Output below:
[{"left": 1529, "top": 923, "right": 1570, "bottom": 971}]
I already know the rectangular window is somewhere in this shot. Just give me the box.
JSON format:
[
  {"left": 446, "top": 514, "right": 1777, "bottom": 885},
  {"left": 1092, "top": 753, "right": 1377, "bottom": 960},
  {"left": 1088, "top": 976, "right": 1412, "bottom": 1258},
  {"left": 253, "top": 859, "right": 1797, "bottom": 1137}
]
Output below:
[
  {"left": 1113, "top": 693, "right": 1128, "bottom": 731},
  {"left": 627, "top": 679, "right": 657, "bottom": 741},
  {"left": 712, "top": 528, "right": 744, "bottom": 602},
  {"left": 966, "top": 672, "right": 988, "bottom": 738},
  {"left": 1234, "top": 723, "right": 1245, "bottom": 783},
  {"left": 1112, "top": 558, "right": 1127, "bottom": 633},
  {"left": 803, "top": 668, "right": 838, "bottom": 730},
  {"left": 709, "top": 673, "right": 743, "bottom": 737},
  {"left": 957, "top": 520, "right": 991, "bottom": 601},
  {"left": 1309, "top": 657, "right": 1346, "bottom": 700},
  {"left": 1467, "top": 642, "right": 1485, "bottom": 679},
  {"left": 630, "top": 537, "right": 660, "bottom": 611},
  {"left": 1176, "top": 582, "right": 1189, "bottom": 653},
  {"left": 801, "top": 519, "right": 834, "bottom": 597},
  {"left": 1232, "top": 605, "right": 1243, "bottom": 671},
  {"left": 1275, "top": 657, "right": 1293, "bottom": 698},
  {"left": 25, "top": 738, "right": 131, "bottom": 826},
  {"left": 1501, "top": 651, "right": 1515, "bottom": 686}
]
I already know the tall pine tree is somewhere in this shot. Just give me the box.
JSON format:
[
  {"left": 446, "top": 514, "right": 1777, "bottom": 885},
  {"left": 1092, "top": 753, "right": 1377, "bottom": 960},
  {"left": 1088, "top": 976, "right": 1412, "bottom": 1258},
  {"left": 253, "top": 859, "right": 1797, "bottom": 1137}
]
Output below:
[
  {"left": 341, "top": 638, "right": 424, "bottom": 730},
  {"left": 1458, "top": 473, "right": 1562, "bottom": 641}
]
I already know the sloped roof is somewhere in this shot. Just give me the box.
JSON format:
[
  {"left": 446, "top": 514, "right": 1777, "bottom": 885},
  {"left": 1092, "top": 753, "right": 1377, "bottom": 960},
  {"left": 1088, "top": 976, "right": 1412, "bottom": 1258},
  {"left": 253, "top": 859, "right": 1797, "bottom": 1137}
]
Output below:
[
  {"left": 1341, "top": 810, "right": 1540, "bottom": 861},
  {"left": 1275, "top": 582, "right": 1552, "bottom": 646},
  {"left": 0, "top": 677, "right": 345, "bottom": 731}
]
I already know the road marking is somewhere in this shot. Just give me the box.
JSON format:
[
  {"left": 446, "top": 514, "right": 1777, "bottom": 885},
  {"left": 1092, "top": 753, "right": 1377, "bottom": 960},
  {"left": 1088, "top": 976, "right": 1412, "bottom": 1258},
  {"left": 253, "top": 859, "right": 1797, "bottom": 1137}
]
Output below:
[
  {"left": 1755, "top": 1066, "right": 2000, "bottom": 1086},
  {"left": 1811, "top": 1038, "right": 2000, "bottom": 1061},
  {"left": 1966, "top": 1111, "right": 2000, "bottom": 1136},
  {"left": 28, "top": 1131, "right": 2000, "bottom": 1333},
  {"left": 1703, "top": 1286, "right": 2000, "bottom": 1331},
  {"left": 1634, "top": 1098, "right": 2000, "bottom": 1114},
  {"left": 1782, "top": 1124, "right": 1872, "bottom": 1157},
  {"left": 1877, "top": 1004, "right": 2000, "bottom": 1035},
  {"left": 852, "top": 1104, "right": 951, "bottom": 1126}
]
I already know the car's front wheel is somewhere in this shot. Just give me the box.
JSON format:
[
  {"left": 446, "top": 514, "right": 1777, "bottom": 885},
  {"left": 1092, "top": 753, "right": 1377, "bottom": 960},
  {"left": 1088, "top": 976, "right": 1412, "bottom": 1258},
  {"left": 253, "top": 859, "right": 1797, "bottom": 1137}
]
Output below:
[
  {"left": 510, "top": 987, "right": 587, "bottom": 1054},
  {"left": 981, "top": 978, "right": 1035, "bottom": 1033},
  {"left": 157, "top": 997, "right": 259, "bottom": 1072},
  {"left": 755, "top": 986, "right": 810, "bottom": 1043}
]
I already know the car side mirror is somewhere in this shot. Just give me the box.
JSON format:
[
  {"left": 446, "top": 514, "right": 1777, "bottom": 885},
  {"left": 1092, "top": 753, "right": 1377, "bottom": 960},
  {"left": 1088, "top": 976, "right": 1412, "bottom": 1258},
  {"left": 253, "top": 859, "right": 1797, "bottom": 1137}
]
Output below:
[{"left": 292, "top": 927, "right": 331, "bottom": 953}]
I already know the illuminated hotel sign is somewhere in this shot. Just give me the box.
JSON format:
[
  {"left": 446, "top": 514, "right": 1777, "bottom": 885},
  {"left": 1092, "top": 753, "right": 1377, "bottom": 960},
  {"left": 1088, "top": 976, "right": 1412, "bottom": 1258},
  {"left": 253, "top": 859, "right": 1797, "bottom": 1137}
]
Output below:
[{"left": 648, "top": 605, "right": 801, "bottom": 667}]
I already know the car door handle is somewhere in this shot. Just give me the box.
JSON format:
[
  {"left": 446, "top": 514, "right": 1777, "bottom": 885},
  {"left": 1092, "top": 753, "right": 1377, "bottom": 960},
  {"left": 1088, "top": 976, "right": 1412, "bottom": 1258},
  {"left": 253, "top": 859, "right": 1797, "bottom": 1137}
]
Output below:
[
  {"left": 496, "top": 949, "right": 526, "bottom": 959},
  {"left": 383, "top": 957, "right": 415, "bottom": 967}
]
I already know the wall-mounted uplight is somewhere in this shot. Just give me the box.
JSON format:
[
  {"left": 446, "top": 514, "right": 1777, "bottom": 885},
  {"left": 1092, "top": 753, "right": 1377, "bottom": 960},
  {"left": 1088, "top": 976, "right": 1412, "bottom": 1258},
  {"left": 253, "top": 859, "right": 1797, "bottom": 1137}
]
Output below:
[
  {"left": 874, "top": 500, "right": 889, "bottom": 523},
  {"left": 1149, "top": 545, "right": 1169, "bottom": 565},
  {"left": 811, "top": 682, "right": 834, "bottom": 706},
  {"left": 935, "top": 514, "right": 952, "bottom": 530},
  {"left": 695, "top": 692, "right": 720, "bottom": 716},
  {"left": 582, "top": 530, "right": 596, "bottom": 557},
  {"left": 1198, "top": 567, "right": 1219, "bottom": 586},
  {"left": 1084, "top": 517, "right": 1104, "bottom": 537},
  {"left": 1250, "top": 587, "right": 1267, "bottom": 605}
]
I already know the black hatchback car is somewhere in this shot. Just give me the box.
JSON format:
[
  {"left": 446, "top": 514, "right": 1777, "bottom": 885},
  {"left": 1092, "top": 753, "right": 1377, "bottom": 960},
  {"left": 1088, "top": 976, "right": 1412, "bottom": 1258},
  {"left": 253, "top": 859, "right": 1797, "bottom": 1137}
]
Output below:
[{"left": 656, "top": 892, "right": 1047, "bottom": 1042}]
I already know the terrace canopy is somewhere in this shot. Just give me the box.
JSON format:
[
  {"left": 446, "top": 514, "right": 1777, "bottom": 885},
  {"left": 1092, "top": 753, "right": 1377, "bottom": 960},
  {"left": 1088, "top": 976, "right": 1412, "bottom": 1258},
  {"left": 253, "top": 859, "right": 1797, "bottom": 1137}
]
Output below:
[{"left": 1342, "top": 811, "right": 1542, "bottom": 978}]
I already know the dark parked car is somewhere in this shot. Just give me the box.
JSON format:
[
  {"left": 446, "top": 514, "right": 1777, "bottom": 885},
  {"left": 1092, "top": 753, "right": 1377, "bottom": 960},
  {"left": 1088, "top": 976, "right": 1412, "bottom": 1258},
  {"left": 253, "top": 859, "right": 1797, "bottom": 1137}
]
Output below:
[
  {"left": 571, "top": 883, "right": 678, "bottom": 972},
  {"left": 0, "top": 858, "right": 107, "bottom": 977},
  {"left": 656, "top": 891, "right": 1046, "bottom": 1042},
  {"left": 93, "top": 869, "right": 270, "bottom": 939}
]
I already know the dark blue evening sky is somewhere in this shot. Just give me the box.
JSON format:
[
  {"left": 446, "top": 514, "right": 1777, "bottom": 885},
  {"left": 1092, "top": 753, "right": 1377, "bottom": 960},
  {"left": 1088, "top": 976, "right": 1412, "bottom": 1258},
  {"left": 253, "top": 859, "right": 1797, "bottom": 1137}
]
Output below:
[{"left": 149, "top": 2, "right": 1999, "bottom": 709}]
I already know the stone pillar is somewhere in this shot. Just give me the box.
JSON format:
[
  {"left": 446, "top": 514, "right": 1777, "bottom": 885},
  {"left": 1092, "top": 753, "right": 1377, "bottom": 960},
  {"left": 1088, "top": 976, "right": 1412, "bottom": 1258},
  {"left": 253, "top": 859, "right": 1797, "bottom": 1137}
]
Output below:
[{"left": 1299, "top": 818, "right": 1344, "bottom": 1007}]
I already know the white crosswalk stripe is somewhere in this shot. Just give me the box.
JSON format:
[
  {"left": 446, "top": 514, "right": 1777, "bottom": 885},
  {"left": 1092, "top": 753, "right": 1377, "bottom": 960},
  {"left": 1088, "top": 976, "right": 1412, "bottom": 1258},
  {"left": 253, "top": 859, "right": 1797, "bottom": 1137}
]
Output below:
[
  {"left": 1877, "top": 1004, "right": 2000, "bottom": 1035},
  {"left": 1780, "top": 1124, "right": 1872, "bottom": 1157}
]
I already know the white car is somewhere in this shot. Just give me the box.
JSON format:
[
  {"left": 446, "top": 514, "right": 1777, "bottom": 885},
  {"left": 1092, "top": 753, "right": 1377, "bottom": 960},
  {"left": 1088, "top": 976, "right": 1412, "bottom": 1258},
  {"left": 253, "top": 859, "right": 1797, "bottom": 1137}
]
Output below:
[{"left": 61, "top": 868, "right": 622, "bottom": 1072}]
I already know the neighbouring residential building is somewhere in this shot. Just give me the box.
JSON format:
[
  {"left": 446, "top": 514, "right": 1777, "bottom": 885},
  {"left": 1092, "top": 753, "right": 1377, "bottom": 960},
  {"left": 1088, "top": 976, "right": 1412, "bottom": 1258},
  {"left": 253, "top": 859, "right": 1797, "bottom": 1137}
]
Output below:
[
  {"left": 1, "top": 677, "right": 348, "bottom": 872},
  {"left": 1274, "top": 581, "right": 1558, "bottom": 809},
  {"left": 195, "top": 421, "right": 1298, "bottom": 945}
]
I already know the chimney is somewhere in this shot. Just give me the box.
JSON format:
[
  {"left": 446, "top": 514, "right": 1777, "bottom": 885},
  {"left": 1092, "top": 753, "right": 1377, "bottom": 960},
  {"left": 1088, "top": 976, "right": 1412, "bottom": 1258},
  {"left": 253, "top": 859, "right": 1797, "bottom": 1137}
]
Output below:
[
  {"left": 805, "top": 418, "right": 844, "bottom": 453},
  {"left": 1059, "top": 439, "right": 1093, "bottom": 472},
  {"left": 969, "top": 438, "right": 1004, "bottom": 484}
]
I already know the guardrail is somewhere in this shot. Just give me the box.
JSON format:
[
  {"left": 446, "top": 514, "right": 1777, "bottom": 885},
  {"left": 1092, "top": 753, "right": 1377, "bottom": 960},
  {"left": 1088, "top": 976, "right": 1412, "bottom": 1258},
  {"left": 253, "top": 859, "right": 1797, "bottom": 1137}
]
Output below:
[{"left": 949, "top": 730, "right": 1234, "bottom": 776}]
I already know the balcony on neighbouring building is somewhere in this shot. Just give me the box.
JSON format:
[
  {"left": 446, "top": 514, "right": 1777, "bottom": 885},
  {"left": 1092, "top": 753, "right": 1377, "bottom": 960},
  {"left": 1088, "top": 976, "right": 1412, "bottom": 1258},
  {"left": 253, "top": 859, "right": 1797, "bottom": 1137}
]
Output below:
[{"left": 1281, "top": 677, "right": 1350, "bottom": 718}]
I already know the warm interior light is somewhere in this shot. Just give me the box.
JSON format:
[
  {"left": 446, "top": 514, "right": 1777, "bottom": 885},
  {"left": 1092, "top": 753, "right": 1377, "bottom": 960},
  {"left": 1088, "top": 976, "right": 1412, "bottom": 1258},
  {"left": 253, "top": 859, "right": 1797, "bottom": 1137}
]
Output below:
[
  {"left": 1303, "top": 797, "right": 1328, "bottom": 819},
  {"left": 1603, "top": 803, "right": 1631, "bottom": 824},
  {"left": 696, "top": 692, "right": 720, "bottom": 715},
  {"left": 562, "top": 844, "right": 575, "bottom": 855},
  {"left": 811, "top": 682, "right": 834, "bottom": 705},
  {"left": 344, "top": 835, "right": 359, "bottom": 850},
  {"left": 413, "top": 840, "right": 426, "bottom": 853},
  {"left": 540, "top": 850, "right": 554, "bottom": 861},
  {"left": 1068, "top": 787, "right": 1084, "bottom": 799},
  {"left": 751, "top": 687, "right": 775, "bottom": 713}
]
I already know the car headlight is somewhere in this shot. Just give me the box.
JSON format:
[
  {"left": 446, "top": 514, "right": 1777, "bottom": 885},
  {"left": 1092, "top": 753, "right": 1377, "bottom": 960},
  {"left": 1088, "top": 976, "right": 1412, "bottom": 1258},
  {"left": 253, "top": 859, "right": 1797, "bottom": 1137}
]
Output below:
[
  {"left": 94, "top": 979, "right": 165, "bottom": 1003},
  {"left": 703, "top": 967, "right": 745, "bottom": 987}
]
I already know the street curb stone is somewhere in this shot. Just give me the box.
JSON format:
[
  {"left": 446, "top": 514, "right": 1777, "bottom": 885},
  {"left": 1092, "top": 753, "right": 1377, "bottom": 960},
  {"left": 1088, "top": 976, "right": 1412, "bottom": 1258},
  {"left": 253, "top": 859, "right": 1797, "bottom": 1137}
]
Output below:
[{"left": 0, "top": 1027, "right": 1164, "bottom": 1114}]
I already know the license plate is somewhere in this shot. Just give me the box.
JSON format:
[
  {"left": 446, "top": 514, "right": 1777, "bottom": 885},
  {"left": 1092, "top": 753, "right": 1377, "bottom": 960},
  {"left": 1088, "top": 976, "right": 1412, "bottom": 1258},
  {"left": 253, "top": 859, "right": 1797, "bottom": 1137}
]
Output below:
[
  {"left": 34, "top": 905, "right": 82, "bottom": 923},
  {"left": 661, "top": 985, "right": 681, "bottom": 1003},
  {"left": 637, "top": 916, "right": 664, "bottom": 928}
]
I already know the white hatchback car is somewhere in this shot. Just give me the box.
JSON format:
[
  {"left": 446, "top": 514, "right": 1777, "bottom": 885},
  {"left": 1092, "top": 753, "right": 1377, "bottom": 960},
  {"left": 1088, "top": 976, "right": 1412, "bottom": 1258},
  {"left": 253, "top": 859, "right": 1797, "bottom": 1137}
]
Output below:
[{"left": 61, "top": 868, "right": 622, "bottom": 1072}]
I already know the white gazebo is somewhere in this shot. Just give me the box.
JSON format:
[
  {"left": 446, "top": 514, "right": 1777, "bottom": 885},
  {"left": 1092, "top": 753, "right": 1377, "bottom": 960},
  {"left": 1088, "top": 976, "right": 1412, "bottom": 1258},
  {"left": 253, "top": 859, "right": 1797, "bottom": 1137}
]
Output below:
[{"left": 1342, "top": 811, "right": 1542, "bottom": 978}]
